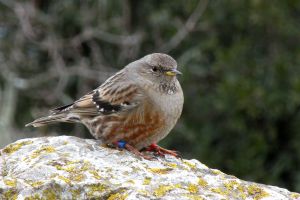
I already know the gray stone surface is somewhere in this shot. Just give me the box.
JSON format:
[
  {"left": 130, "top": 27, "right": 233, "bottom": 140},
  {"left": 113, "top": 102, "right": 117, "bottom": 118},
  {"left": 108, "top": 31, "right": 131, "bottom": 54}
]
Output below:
[{"left": 0, "top": 136, "right": 299, "bottom": 200}]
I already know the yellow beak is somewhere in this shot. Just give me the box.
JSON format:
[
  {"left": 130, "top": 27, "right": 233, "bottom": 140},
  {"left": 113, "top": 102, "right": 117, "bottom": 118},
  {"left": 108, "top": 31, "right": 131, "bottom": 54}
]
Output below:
[{"left": 165, "top": 69, "right": 182, "bottom": 76}]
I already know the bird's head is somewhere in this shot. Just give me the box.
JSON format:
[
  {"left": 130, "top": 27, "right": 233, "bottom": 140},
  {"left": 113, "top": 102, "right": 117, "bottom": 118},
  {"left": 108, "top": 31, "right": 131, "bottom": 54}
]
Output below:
[
  {"left": 127, "top": 53, "right": 182, "bottom": 92},
  {"left": 143, "top": 53, "right": 181, "bottom": 76}
]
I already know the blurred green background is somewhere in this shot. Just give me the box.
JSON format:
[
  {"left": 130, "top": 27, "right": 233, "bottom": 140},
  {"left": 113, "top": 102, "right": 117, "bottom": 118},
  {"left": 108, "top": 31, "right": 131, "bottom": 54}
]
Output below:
[{"left": 1, "top": 0, "right": 300, "bottom": 191}]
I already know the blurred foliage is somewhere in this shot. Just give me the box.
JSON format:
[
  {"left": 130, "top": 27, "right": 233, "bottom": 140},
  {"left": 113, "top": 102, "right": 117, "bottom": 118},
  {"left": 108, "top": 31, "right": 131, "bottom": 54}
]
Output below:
[{"left": 0, "top": 0, "right": 300, "bottom": 191}]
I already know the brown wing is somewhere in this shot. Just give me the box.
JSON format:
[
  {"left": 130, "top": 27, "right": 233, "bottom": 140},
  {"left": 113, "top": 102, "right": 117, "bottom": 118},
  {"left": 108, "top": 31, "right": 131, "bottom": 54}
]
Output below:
[{"left": 51, "top": 71, "right": 144, "bottom": 117}]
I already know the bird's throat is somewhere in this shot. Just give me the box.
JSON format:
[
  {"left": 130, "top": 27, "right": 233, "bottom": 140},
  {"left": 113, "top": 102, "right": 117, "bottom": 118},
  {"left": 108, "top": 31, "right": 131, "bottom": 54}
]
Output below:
[{"left": 159, "top": 82, "right": 178, "bottom": 95}]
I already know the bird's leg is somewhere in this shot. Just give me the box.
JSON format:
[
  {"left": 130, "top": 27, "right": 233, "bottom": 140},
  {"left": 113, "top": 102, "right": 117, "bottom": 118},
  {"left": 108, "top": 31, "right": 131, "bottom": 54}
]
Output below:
[
  {"left": 145, "top": 143, "right": 180, "bottom": 158},
  {"left": 112, "top": 140, "right": 127, "bottom": 150},
  {"left": 111, "top": 140, "right": 154, "bottom": 160}
]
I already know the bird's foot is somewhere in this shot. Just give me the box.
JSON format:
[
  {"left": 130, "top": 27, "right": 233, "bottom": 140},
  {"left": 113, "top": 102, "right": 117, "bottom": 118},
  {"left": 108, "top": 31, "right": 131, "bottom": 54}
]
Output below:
[
  {"left": 110, "top": 140, "right": 154, "bottom": 160},
  {"left": 111, "top": 140, "right": 127, "bottom": 150},
  {"left": 144, "top": 143, "right": 181, "bottom": 158}
]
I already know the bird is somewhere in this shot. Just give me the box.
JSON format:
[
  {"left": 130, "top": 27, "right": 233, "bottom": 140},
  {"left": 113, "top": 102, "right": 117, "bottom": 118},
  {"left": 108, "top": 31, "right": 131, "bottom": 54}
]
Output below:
[{"left": 26, "top": 53, "right": 184, "bottom": 159}]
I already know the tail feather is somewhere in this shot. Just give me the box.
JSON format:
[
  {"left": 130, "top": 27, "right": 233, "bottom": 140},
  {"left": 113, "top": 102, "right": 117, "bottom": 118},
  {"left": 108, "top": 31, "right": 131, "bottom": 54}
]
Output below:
[
  {"left": 50, "top": 103, "right": 74, "bottom": 114},
  {"left": 25, "top": 114, "right": 68, "bottom": 127}
]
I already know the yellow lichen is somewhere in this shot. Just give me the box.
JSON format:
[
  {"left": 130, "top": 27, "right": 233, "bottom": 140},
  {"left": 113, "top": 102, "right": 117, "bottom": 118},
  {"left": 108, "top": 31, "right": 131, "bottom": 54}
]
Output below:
[
  {"left": 153, "top": 184, "right": 181, "bottom": 197},
  {"left": 3, "top": 189, "right": 18, "bottom": 200},
  {"left": 70, "top": 189, "right": 81, "bottom": 199},
  {"left": 165, "top": 162, "right": 178, "bottom": 168},
  {"left": 236, "top": 184, "right": 247, "bottom": 199},
  {"left": 71, "top": 174, "right": 85, "bottom": 182},
  {"left": 65, "top": 160, "right": 78, "bottom": 165},
  {"left": 36, "top": 184, "right": 62, "bottom": 199},
  {"left": 29, "top": 181, "right": 44, "bottom": 187},
  {"left": 87, "top": 183, "right": 107, "bottom": 197},
  {"left": 107, "top": 191, "right": 128, "bottom": 200},
  {"left": 81, "top": 160, "right": 91, "bottom": 170},
  {"left": 24, "top": 194, "right": 42, "bottom": 200},
  {"left": 184, "top": 194, "right": 204, "bottom": 200},
  {"left": 222, "top": 180, "right": 248, "bottom": 200},
  {"left": 29, "top": 181, "right": 44, "bottom": 188},
  {"left": 148, "top": 167, "right": 173, "bottom": 174},
  {"left": 183, "top": 161, "right": 196, "bottom": 169},
  {"left": 291, "top": 193, "right": 300, "bottom": 199},
  {"left": 57, "top": 175, "right": 71, "bottom": 185},
  {"left": 247, "top": 184, "right": 269, "bottom": 200},
  {"left": 154, "top": 185, "right": 174, "bottom": 197},
  {"left": 31, "top": 146, "right": 56, "bottom": 159},
  {"left": 3, "top": 141, "right": 33, "bottom": 155},
  {"left": 211, "top": 169, "right": 222, "bottom": 175},
  {"left": 198, "top": 177, "right": 208, "bottom": 187},
  {"left": 137, "top": 190, "right": 149, "bottom": 196},
  {"left": 53, "top": 160, "right": 92, "bottom": 183},
  {"left": 56, "top": 164, "right": 76, "bottom": 173},
  {"left": 143, "top": 177, "right": 151, "bottom": 185},
  {"left": 188, "top": 184, "right": 198, "bottom": 193},
  {"left": 4, "top": 179, "right": 17, "bottom": 187},
  {"left": 42, "top": 189, "right": 59, "bottom": 200},
  {"left": 224, "top": 180, "right": 239, "bottom": 191},
  {"left": 55, "top": 160, "right": 89, "bottom": 173},
  {"left": 210, "top": 187, "right": 228, "bottom": 195},
  {"left": 89, "top": 170, "right": 101, "bottom": 179},
  {"left": 126, "top": 180, "right": 135, "bottom": 184},
  {"left": 239, "top": 191, "right": 247, "bottom": 199}
]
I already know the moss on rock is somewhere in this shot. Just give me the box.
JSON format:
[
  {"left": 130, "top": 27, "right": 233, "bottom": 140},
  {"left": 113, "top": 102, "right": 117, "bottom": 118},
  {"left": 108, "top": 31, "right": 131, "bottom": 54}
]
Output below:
[{"left": 0, "top": 136, "right": 299, "bottom": 199}]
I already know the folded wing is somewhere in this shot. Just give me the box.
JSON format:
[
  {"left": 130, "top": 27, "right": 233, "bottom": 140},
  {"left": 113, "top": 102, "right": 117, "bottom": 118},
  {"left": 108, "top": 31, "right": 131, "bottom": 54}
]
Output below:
[
  {"left": 52, "top": 71, "right": 144, "bottom": 117},
  {"left": 26, "top": 71, "right": 145, "bottom": 127}
]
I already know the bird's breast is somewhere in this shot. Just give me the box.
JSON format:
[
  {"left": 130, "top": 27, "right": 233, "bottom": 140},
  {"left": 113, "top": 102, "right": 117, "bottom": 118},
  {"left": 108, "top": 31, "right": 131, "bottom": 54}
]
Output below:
[
  {"left": 88, "top": 101, "right": 166, "bottom": 149},
  {"left": 87, "top": 83, "right": 183, "bottom": 150}
]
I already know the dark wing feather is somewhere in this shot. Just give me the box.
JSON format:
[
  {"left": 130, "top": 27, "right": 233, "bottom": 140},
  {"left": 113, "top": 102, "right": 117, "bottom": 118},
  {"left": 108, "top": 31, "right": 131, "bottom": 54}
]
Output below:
[
  {"left": 51, "top": 103, "right": 74, "bottom": 114},
  {"left": 54, "top": 71, "right": 144, "bottom": 117},
  {"left": 91, "top": 90, "right": 122, "bottom": 114}
]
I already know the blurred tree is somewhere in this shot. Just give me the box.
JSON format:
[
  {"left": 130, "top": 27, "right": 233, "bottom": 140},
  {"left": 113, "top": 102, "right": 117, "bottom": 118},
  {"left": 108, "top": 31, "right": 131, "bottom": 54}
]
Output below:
[{"left": 0, "top": 0, "right": 299, "bottom": 191}]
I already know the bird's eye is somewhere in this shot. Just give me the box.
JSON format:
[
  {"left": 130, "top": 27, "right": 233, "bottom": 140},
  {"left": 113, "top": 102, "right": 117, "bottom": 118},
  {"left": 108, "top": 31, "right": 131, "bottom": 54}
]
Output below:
[{"left": 152, "top": 66, "right": 158, "bottom": 72}]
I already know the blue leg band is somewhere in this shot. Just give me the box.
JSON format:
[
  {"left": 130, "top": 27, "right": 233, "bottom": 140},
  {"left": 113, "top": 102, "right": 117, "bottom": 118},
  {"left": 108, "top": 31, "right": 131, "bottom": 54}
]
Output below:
[{"left": 117, "top": 140, "right": 127, "bottom": 149}]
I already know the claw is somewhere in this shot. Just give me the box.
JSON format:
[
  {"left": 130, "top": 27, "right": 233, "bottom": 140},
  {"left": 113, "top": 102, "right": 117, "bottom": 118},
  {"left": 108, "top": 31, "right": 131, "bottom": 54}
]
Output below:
[
  {"left": 144, "top": 143, "right": 181, "bottom": 158},
  {"left": 124, "top": 143, "right": 154, "bottom": 160},
  {"left": 108, "top": 140, "right": 154, "bottom": 160}
]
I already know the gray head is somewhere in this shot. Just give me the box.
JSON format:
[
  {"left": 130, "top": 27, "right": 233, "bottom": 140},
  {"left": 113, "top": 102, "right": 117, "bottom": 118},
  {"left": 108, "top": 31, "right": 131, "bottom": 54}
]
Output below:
[
  {"left": 143, "top": 53, "right": 177, "bottom": 69},
  {"left": 142, "top": 53, "right": 181, "bottom": 76},
  {"left": 126, "top": 53, "right": 182, "bottom": 91}
]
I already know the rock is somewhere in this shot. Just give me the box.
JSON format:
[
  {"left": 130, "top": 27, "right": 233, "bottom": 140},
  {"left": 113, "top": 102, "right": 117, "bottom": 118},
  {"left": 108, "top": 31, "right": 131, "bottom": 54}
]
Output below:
[{"left": 0, "top": 136, "right": 299, "bottom": 200}]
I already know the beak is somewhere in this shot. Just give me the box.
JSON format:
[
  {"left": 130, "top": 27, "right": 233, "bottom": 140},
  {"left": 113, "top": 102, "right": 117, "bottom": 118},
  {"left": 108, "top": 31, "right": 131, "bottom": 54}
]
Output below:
[{"left": 165, "top": 69, "right": 182, "bottom": 76}]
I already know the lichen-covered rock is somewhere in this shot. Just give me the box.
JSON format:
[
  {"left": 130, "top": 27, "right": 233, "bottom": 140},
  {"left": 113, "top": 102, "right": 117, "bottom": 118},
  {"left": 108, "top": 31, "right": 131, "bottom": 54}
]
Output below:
[{"left": 0, "top": 136, "right": 299, "bottom": 200}]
